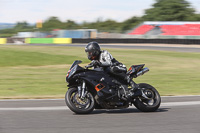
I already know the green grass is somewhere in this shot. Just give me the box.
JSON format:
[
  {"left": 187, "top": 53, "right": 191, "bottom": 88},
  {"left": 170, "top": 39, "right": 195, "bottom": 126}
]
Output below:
[
  {"left": 0, "top": 46, "right": 88, "bottom": 67},
  {"left": 0, "top": 45, "right": 200, "bottom": 98}
]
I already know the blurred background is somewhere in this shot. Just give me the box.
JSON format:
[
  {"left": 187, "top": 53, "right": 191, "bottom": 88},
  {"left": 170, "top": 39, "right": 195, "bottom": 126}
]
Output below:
[{"left": 1, "top": 0, "right": 200, "bottom": 40}]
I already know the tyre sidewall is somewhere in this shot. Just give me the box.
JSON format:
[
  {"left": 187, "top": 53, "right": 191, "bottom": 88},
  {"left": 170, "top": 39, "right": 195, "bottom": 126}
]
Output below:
[
  {"left": 65, "top": 87, "right": 95, "bottom": 114},
  {"left": 133, "top": 83, "right": 161, "bottom": 112}
]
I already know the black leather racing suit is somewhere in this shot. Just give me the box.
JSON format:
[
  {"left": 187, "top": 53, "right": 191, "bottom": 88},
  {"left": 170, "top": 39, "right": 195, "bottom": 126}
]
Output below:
[
  {"left": 97, "top": 50, "right": 127, "bottom": 81},
  {"left": 89, "top": 50, "right": 137, "bottom": 91}
]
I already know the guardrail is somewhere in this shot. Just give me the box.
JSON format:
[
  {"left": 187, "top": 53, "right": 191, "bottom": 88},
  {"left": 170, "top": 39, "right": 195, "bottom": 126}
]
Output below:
[
  {"left": 25, "top": 38, "right": 72, "bottom": 44},
  {"left": 72, "top": 38, "right": 200, "bottom": 44}
]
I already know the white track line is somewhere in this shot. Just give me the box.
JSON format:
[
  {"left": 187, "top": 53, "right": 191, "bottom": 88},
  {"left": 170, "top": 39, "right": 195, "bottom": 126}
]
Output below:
[
  {"left": 161, "top": 101, "right": 200, "bottom": 107},
  {"left": 0, "top": 99, "right": 64, "bottom": 102},
  {"left": 161, "top": 95, "right": 200, "bottom": 98},
  {"left": 0, "top": 106, "right": 68, "bottom": 111},
  {"left": 0, "top": 101, "right": 200, "bottom": 111}
]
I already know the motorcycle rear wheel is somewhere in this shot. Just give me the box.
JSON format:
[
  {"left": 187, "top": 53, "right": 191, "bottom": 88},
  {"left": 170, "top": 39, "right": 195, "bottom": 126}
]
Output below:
[
  {"left": 133, "top": 83, "right": 161, "bottom": 112},
  {"left": 65, "top": 87, "right": 95, "bottom": 114}
]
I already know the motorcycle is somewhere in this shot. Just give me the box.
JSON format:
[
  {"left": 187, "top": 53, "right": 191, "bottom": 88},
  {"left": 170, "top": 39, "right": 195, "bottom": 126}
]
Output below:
[{"left": 65, "top": 60, "right": 161, "bottom": 114}]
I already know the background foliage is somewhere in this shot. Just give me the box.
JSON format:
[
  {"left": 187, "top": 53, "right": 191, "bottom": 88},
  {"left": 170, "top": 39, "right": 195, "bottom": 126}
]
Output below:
[{"left": 1, "top": 0, "right": 200, "bottom": 37}]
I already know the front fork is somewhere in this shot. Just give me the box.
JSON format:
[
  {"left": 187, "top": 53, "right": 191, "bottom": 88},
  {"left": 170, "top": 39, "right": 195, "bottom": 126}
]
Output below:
[{"left": 78, "top": 80, "right": 88, "bottom": 99}]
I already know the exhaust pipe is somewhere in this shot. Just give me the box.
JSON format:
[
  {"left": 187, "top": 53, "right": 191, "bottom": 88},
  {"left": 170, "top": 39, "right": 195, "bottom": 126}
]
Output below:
[{"left": 136, "top": 67, "right": 149, "bottom": 77}]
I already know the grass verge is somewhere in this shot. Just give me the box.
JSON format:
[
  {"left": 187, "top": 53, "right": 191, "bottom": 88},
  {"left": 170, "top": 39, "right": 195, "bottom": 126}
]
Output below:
[{"left": 0, "top": 45, "right": 200, "bottom": 98}]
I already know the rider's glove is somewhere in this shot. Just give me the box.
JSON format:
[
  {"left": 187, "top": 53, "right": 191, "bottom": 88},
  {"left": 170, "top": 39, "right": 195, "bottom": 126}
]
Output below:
[
  {"left": 85, "top": 60, "right": 101, "bottom": 69},
  {"left": 91, "top": 60, "right": 101, "bottom": 66}
]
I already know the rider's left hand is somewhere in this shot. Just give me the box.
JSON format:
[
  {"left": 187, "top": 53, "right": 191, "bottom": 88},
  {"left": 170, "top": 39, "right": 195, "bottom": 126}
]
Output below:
[{"left": 91, "top": 60, "right": 101, "bottom": 66}]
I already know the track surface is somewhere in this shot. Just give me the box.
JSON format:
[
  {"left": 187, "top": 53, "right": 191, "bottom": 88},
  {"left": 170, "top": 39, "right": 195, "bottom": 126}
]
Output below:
[
  {"left": 1, "top": 96, "right": 200, "bottom": 133},
  {"left": 10, "top": 43, "right": 200, "bottom": 52}
]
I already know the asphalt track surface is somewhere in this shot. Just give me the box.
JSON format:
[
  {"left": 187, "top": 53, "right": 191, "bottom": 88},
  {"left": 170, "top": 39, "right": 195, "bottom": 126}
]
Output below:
[
  {"left": 1, "top": 96, "right": 200, "bottom": 133},
  {"left": 12, "top": 43, "right": 200, "bottom": 53}
]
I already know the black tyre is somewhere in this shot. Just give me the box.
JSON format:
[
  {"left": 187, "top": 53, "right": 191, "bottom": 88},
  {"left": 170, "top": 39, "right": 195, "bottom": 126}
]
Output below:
[
  {"left": 133, "top": 83, "right": 161, "bottom": 112},
  {"left": 65, "top": 87, "right": 95, "bottom": 114}
]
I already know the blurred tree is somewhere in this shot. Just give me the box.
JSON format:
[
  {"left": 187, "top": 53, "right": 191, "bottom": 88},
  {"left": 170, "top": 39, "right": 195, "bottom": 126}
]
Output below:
[
  {"left": 80, "top": 19, "right": 122, "bottom": 33},
  {"left": 194, "top": 14, "right": 200, "bottom": 21},
  {"left": 120, "top": 17, "right": 143, "bottom": 33},
  {"left": 64, "top": 20, "right": 79, "bottom": 29},
  {"left": 14, "top": 21, "right": 29, "bottom": 29},
  {"left": 2, "top": 0, "right": 200, "bottom": 37},
  {"left": 0, "top": 21, "right": 35, "bottom": 37},
  {"left": 42, "top": 17, "right": 64, "bottom": 31},
  {"left": 96, "top": 19, "right": 121, "bottom": 32},
  {"left": 143, "top": 0, "right": 197, "bottom": 21}
]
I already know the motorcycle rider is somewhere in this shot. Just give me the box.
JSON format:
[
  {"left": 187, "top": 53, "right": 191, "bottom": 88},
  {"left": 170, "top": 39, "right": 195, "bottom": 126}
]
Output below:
[{"left": 85, "top": 41, "right": 137, "bottom": 91}]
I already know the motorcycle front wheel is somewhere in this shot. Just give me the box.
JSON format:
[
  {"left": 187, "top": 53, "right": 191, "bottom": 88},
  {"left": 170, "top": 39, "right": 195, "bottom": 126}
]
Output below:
[
  {"left": 65, "top": 87, "right": 95, "bottom": 114},
  {"left": 133, "top": 83, "right": 161, "bottom": 112}
]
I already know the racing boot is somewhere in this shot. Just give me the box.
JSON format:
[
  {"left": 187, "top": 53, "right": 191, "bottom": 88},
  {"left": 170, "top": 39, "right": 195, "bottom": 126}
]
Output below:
[
  {"left": 125, "top": 75, "right": 138, "bottom": 92},
  {"left": 129, "top": 80, "right": 139, "bottom": 92}
]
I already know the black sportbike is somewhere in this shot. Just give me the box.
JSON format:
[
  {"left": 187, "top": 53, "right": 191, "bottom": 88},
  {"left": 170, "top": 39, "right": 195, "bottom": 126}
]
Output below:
[{"left": 65, "top": 60, "right": 161, "bottom": 114}]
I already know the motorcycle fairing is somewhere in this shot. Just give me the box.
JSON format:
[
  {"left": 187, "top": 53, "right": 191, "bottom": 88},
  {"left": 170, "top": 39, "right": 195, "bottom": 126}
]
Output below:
[
  {"left": 127, "top": 64, "right": 145, "bottom": 76},
  {"left": 73, "top": 70, "right": 118, "bottom": 100},
  {"left": 95, "top": 83, "right": 105, "bottom": 92}
]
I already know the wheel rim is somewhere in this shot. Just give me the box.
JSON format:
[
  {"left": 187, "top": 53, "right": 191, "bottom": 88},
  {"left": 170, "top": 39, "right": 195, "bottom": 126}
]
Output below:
[
  {"left": 139, "top": 88, "right": 159, "bottom": 106},
  {"left": 70, "top": 91, "right": 93, "bottom": 110}
]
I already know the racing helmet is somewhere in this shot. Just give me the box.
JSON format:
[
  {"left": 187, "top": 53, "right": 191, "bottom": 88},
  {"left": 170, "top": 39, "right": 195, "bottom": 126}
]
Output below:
[{"left": 85, "top": 42, "right": 101, "bottom": 60}]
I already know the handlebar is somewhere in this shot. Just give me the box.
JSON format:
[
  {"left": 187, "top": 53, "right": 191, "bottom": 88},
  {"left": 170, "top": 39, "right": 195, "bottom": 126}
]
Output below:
[
  {"left": 85, "top": 64, "right": 93, "bottom": 69},
  {"left": 85, "top": 60, "right": 101, "bottom": 69}
]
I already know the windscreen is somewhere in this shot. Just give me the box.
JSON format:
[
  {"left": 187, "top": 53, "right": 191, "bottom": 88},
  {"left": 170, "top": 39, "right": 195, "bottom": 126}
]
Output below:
[{"left": 69, "top": 60, "right": 82, "bottom": 70}]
